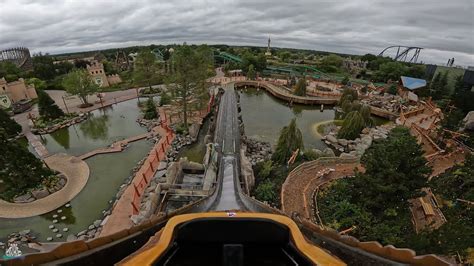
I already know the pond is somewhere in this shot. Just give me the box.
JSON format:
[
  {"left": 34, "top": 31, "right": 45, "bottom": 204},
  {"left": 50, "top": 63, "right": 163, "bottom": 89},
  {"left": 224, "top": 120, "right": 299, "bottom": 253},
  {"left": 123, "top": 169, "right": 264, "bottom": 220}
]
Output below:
[
  {"left": 0, "top": 140, "right": 152, "bottom": 245},
  {"left": 40, "top": 99, "right": 148, "bottom": 156},
  {"left": 0, "top": 99, "right": 154, "bottom": 254},
  {"left": 238, "top": 88, "right": 335, "bottom": 150}
]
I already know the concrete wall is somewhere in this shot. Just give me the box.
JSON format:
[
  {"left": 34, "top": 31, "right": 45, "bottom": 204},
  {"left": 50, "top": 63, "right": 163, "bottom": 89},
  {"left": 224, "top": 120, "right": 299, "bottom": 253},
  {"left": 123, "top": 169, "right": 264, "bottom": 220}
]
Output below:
[
  {"left": 0, "top": 77, "right": 37, "bottom": 103},
  {"left": 107, "top": 74, "right": 122, "bottom": 86}
]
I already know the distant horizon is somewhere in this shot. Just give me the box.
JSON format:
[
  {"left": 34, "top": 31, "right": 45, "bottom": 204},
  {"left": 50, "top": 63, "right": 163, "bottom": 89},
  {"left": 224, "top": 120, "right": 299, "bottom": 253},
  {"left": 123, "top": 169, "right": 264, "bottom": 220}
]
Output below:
[
  {"left": 14, "top": 42, "right": 466, "bottom": 69},
  {"left": 1, "top": 0, "right": 472, "bottom": 67}
]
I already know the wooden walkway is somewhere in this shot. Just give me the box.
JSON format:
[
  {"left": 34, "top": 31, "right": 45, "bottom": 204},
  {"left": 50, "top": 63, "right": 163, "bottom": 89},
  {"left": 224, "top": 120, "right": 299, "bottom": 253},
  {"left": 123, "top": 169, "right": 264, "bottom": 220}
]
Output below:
[
  {"left": 25, "top": 132, "right": 49, "bottom": 158},
  {"left": 78, "top": 132, "right": 154, "bottom": 160}
]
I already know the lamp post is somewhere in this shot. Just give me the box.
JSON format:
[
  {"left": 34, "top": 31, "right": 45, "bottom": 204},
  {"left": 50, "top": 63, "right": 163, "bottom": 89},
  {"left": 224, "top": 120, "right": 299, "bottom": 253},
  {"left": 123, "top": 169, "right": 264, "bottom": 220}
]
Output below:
[{"left": 62, "top": 95, "right": 69, "bottom": 114}]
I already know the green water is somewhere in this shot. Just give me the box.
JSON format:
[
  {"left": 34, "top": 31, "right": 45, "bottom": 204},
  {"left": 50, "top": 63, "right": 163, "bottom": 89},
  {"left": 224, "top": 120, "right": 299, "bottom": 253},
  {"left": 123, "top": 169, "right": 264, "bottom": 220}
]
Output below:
[
  {"left": 178, "top": 118, "right": 211, "bottom": 163},
  {"left": 238, "top": 88, "right": 335, "bottom": 150},
  {"left": 40, "top": 99, "right": 147, "bottom": 156},
  {"left": 0, "top": 99, "right": 152, "bottom": 253},
  {"left": 0, "top": 140, "right": 151, "bottom": 243}
]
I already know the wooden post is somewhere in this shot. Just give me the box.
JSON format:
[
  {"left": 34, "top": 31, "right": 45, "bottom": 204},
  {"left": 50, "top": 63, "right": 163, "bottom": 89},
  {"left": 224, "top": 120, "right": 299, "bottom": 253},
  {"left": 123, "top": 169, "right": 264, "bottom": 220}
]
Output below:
[
  {"left": 149, "top": 161, "right": 154, "bottom": 172},
  {"left": 131, "top": 201, "right": 139, "bottom": 214},
  {"left": 133, "top": 183, "right": 141, "bottom": 197},
  {"left": 142, "top": 172, "right": 148, "bottom": 183}
]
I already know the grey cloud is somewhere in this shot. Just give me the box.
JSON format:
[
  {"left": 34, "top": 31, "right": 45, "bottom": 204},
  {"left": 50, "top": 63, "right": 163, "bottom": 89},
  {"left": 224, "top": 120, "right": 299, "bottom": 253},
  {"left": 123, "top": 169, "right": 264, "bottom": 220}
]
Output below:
[{"left": 0, "top": 0, "right": 472, "bottom": 66}]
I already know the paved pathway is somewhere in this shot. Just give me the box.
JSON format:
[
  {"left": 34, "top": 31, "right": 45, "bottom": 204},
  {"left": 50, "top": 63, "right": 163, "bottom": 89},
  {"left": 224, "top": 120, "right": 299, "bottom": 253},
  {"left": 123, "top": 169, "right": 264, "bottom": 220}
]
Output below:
[
  {"left": 99, "top": 125, "right": 168, "bottom": 237},
  {"left": 0, "top": 153, "right": 89, "bottom": 218}
]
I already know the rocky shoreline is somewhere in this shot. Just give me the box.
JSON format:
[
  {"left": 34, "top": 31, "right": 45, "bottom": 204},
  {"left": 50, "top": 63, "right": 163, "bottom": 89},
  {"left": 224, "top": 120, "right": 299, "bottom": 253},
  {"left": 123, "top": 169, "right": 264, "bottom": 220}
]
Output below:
[
  {"left": 322, "top": 124, "right": 396, "bottom": 159},
  {"left": 11, "top": 174, "right": 67, "bottom": 204},
  {"left": 32, "top": 114, "right": 87, "bottom": 135},
  {"left": 243, "top": 137, "right": 273, "bottom": 166}
]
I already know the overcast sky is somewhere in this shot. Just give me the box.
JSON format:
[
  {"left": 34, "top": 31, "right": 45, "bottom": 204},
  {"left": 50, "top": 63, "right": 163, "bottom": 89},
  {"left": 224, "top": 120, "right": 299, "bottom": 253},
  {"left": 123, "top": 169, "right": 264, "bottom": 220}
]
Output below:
[{"left": 1, "top": 0, "right": 473, "bottom": 66}]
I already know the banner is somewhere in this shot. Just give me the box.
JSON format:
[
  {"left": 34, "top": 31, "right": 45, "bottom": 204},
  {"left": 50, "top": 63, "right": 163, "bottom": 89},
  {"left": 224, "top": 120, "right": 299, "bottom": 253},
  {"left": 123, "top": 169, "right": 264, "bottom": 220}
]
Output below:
[{"left": 0, "top": 94, "right": 12, "bottom": 109}]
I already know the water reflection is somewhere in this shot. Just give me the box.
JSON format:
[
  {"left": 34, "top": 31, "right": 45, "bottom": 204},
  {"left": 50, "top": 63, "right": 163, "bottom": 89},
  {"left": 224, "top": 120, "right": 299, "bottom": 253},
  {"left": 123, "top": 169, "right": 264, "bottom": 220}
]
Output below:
[
  {"left": 80, "top": 113, "right": 110, "bottom": 141},
  {"left": 238, "top": 88, "right": 335, "bottom": 150},
  {"left": 40, "top": 99, "right": 147, "bottom": 156},
  {"left": 50, "top": 127, "right": 70, "bottom": 150}
]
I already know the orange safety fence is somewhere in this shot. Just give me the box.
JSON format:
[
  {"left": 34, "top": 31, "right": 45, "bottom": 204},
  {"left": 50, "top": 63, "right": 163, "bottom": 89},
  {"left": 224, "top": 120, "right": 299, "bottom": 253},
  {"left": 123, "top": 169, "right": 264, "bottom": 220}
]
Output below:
[{"left": 131, "top": 119, "right": 175, "bottom": 215}]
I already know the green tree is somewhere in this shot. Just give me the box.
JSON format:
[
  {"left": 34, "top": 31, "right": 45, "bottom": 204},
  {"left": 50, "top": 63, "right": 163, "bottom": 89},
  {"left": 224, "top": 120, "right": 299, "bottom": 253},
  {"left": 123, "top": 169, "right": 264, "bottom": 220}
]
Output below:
[
  {"left": 374, "top": 62, "right": 407, "bottom": 82},
  {"left": 0, "top": 129, "right": 54, "bottom": 200},
  {"left": 337, "top": 111, "right": 365, "bottom": 140},
  {"left": 254, "top": 179, "right": 277, "bottom": 202},
  {"left": 339, "top": 87, "right": 358, "bottom": 105},
  {"left": 143, "top": 97, "right": 158, "bottom": 119},
  {"left": 0, "top": 108, "right": 21, "bottom": 138},
  {"left": 257, "top": 160, "right": 273, "bottom": 179},
  {"left": 293, "top": 78, "right": 307, "bottom": 96},
  {"left": 341, "top": 76, "right": 350, "bottom": 85},
  {"left": 452, "top": 75, "right": 474, "bottom": 114},
  {"left": 320, "top": 54, "right": 343, "bottom": 73},
  {"left": 159, "top": 91, "right": 171, "bottom": 106},
  {"left": 32, "top": 53, "right": 57, "bottom": 80},
  {"left": 272, "top": 118, "right": 304, "bottom": 164},
  {"left": 255, "top": 54, "right": 267, "bottom": 72},
  {"left": 279, "top": 51, "right": 291, "bottom": 62},
  {"left": 319, "top": 127, "right": 430, "bottom": 246},
  {"left": 431, "top": 71, "right": 449, "bottom": 100},
  {"left": 167, "top": 44, "right": 212, "bottom": 130},
  {"left": 355, "top": 127, "right": 430, "bottom": 212},
  {"left": 27, "top": 78, "right": 47, "bottom": 90},
  {"left": 0, "top": 61, "right": 23, "bottom": 81},
  {"left": 62, "top": 68, "right": 99, "bottom": 106},
  {"left": 133, "top": 48, "right": 161, "bottom": 89},
  {"left": 247, "top": 64, "right": 256, "bottom": 80},
  {"left": 37, "top": 89, "right": 64, "bottom": 120},
  {"left": 387, "top": 84, "right": 398, "bottom": 95}
]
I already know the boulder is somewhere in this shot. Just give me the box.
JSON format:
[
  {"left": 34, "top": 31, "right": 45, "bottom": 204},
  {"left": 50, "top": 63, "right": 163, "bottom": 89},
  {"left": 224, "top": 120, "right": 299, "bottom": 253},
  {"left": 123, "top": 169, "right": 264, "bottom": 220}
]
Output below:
[
  {"left": 58, "top": 178, "right": 66, "bottom": 187},
  {"left": 31, "top": 188, "right": 49, "bottom": 199},
  {"left": 326, "top": 135, "right": 338, "bottom": 144},
  {"left": 323, "top": 148, "right": 335, "bottom": 157},
  {"left": 463, "top": 111, "right": 474, "bottom": 131},
  {"left": 77, "top": 230, "right": 87, "bottom": 237},
  {"left": 361, "top": 136, "right": 372, "bottom": 146},
  {"left": 339, "top": 153, "right": 357, "bottom": 160},
  {"left": 67, "top": 234, "right": 77, "bottom": 242},
  {"left": 93, "top": 220, "right": 102, "bottom": 228},
  {"left": 338, "top": 139, "right": 348, "bottom": 146},
  {"left": 311, "top": 149, "right": 324, "bottom": 157},
  {"left": 13, "top": 193, "right": 34, "bottom": 203}
]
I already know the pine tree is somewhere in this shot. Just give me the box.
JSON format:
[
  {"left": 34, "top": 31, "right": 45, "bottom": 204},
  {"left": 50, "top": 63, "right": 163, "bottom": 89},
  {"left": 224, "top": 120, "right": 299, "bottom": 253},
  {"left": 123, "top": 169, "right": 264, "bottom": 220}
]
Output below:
[
  {"left": 293, "top": 78, "right": 307, "bottom": 96},
  {"left": 37, "top": 89, "right": 64, "bottom": 120},
  {"left": 0, "top": 129, "right": 54, "bottom": 200},
  {"left": 247, "top": 64, "right": 256, "bottom": 80},
  {"left": 143, "top": 97, "right": 158, "bottom": 119},
  {"left": 0, "top": 108, "right": 21, "bottom": 138},
  {"left": 272, "top": 118, "right": 304, "bottom": 164}
]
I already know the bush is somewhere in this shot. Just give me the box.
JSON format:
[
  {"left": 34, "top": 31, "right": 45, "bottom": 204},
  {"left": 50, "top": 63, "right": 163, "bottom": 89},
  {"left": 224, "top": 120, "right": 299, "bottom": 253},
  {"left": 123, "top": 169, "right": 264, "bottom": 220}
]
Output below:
[
  {"left": 254, "top": 179, "right": 277, "bottom": 203},
  {"left": 143, "top": 97, "right": 158, "bottom": 119},
  {"left": 159, "top": 92, "right": 172, "bottom": 106}
]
